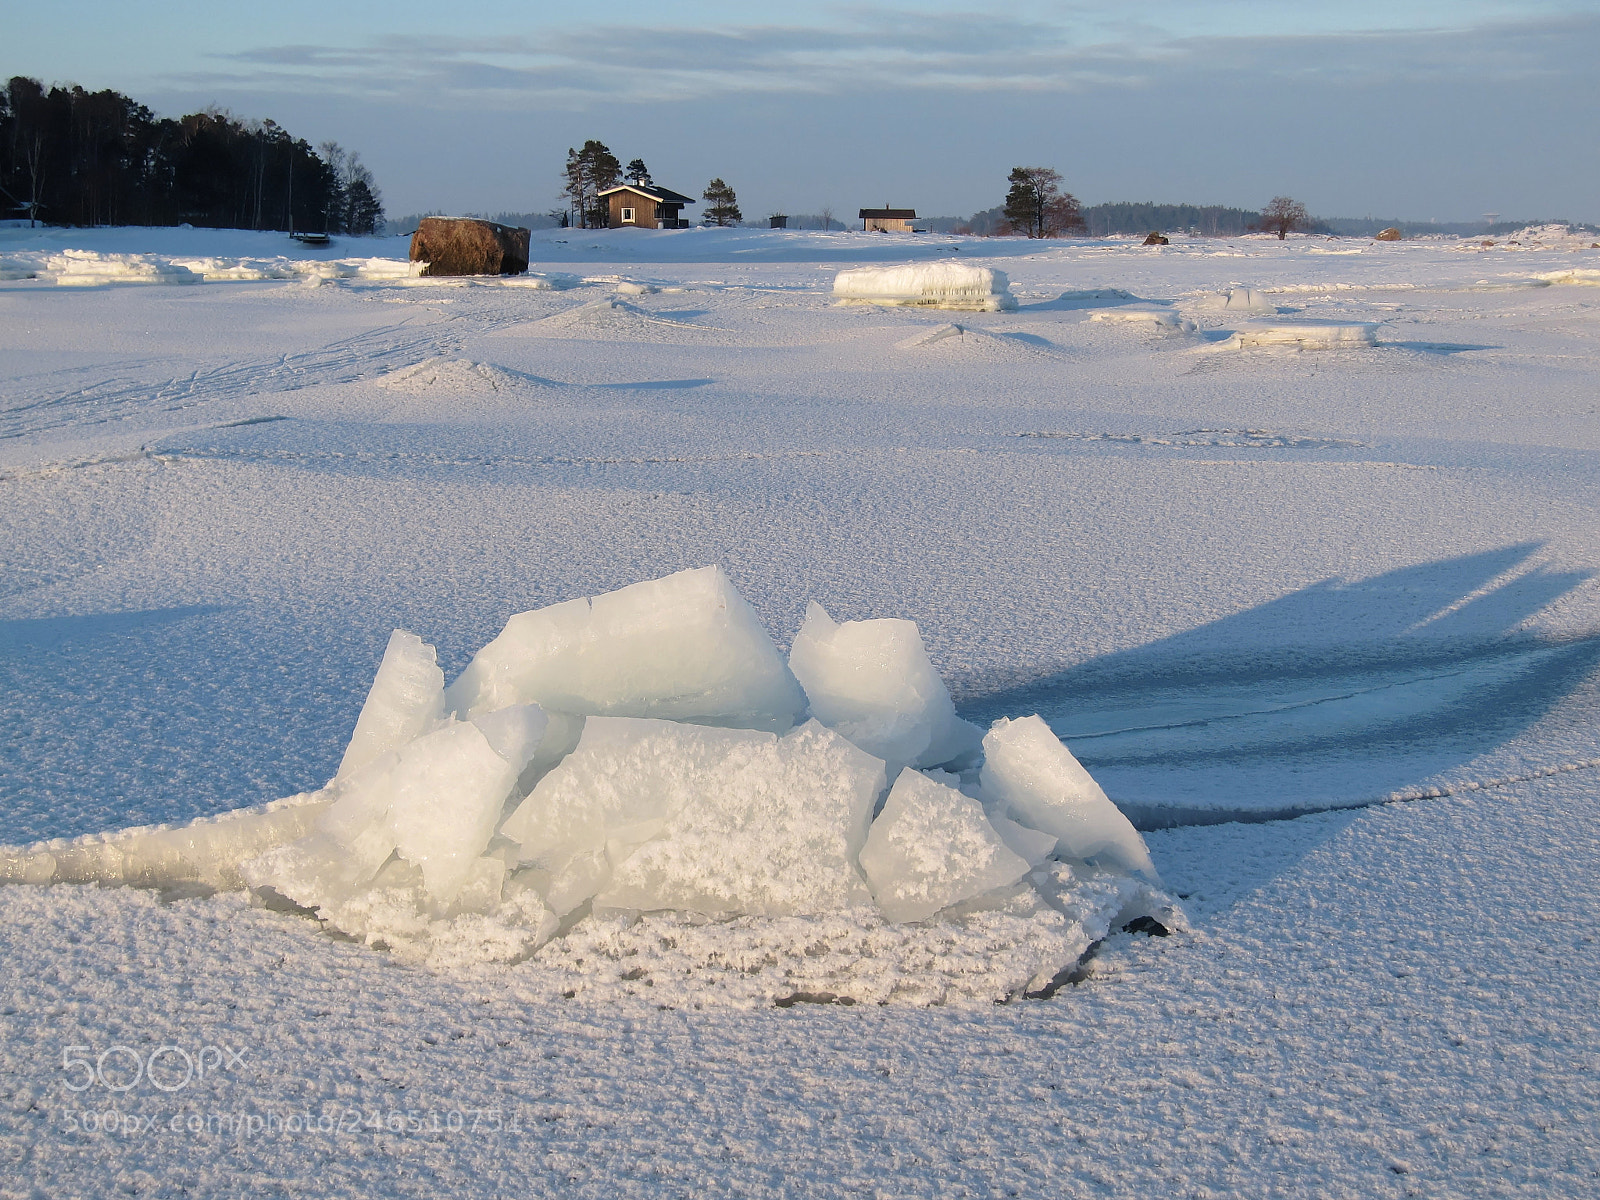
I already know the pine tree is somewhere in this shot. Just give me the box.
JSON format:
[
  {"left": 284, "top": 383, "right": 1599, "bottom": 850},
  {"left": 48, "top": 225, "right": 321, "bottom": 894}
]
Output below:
[
  {"left": 625, "top": 158, "right": 652, "bottom": 188},
  {"left": 563, "top": 140, "right": 621, "bottom": 228},
  {"left": 344, "top": 175, "right": 383, "bottom": 235},
  {"left": 702, "top": 177, "right": 741, "bottom": 227},
  {"left": 1002, "top": 166, "right": 1082, "bottom": 238}
]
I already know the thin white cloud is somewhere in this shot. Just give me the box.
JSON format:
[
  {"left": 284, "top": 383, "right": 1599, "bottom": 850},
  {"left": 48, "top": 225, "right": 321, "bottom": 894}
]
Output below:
[{"left": 175, "top": 10, "right": 1599, "bottom": 107}]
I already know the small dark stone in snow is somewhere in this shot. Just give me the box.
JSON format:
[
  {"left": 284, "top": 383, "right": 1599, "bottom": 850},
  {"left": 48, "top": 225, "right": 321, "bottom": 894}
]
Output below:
[
  {"left": 1123, "top": 915, "right": 1171, "bottom": 937},
  {"left": 774, "top": 991, "right": 855, "bottom": 1008}
]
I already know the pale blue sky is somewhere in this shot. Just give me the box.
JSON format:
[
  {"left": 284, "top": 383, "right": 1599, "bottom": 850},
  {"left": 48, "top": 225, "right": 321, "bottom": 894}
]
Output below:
[{"left": 6, "top": 2, "right": 1598, "bottom": 221}]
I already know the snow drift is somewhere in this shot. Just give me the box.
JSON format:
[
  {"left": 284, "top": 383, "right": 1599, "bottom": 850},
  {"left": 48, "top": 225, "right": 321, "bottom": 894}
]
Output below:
[
  {"left": 833, "top": 263, "right": 1017, "bottom": 312},
  {"left": 0, "top": 567, "right": 1169, "bottom": 1004},
  {"left": 1229, "top": 320, "right": 1379, "bottom": 350},
  {"left": 1089, "top": 307, "right": 1191, "bottom": 330}
]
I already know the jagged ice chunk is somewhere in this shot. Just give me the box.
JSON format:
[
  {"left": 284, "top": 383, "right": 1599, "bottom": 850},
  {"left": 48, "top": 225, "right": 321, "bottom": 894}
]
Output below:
[
  {"left": 443, "top": 566, "right": 806, "bottom": 732},
  {"left": 979, "top": 715, "right": 1157, "bottom": 880},
  {"left": 859, "top": 769, "right": 1031, "bottom": 923},
  {"left": 503, "top": 717, "right": 886, "bottom": 916},
  {"left": 788, "top": 601, "right": 982, "bottom": 774},
  {"left": 336, "top": 629, "right": 445, "bottom": 781}
]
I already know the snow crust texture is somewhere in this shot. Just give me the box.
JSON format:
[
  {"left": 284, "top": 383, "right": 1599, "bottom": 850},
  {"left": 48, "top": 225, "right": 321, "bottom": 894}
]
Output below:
[{"left": 6, "top": 224, "right": 1600, "bottom": 1194}]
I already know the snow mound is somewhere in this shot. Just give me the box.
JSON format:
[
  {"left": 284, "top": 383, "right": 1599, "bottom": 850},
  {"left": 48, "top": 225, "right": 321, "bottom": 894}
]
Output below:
[
  {"left": 1196, "top": 287, "right": 1278, "bottom": 314},
  {"left": 375, "top": 357, "right": 545, "bottom": 395},
  {"left": 0, "top": 568, "right": 1170, "bottom": 1002},
  {"left": 1496, "top": 224, "right": 1600, "bottom": 249},
  {"left": 896, "top": 322, "right": 966, "bottom": 348},
  {"left": 0, "top": 251, "right": 46, "bottom": 279},
  {"left": 1229, "top": 320, "right": 1379, "bottom": 350},
  {"left": 1089, "top": 307, "right": 1191, "bottom": 329},
  {"left": 1537, "top": 269, "right": 1600, "bottom": 287},
  {"left": 833, "top": 262, "right": 1017, "bottom": 312},
  {"left": 526, "top": 296, "right": 717, "bottom": 339},
  {"left": 892, "top": 324, "right": 1043, "bottom": 360},
  {"left": 1052, "top": 288, "right": 1142, "bottom": 308}
]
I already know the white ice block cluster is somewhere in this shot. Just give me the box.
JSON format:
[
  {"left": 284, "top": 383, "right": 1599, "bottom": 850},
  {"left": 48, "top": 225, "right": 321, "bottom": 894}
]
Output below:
[
  {"left": 1, "top": 565, "right": 1164, "bottom": 986},
  {"left": 25, "top": 249, "right": 420, "bottom": 287},
  {"left": 1197, "top": 287, "right": 1278, "bottom": 313},
  {"left": 832, "top": 263, "right": 1017, "bottom": 312}
]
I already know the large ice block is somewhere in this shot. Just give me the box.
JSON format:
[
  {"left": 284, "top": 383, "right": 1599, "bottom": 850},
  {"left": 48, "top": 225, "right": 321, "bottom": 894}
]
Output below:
[
  {"left": 444, "top": 567, "right": 806, "bottom": 732},
  {"left": 787, "top": 601, "right": 982, "bottom": 774},
  {"left": 858, "top": 769, "right": 1031, "bottom": 923},
  {"left": 502, "top": 717, "right": 886, "bottom": 916},
  {"left": 832, "top": 263, "right": 1017, "bottom": 312},
  {"left": 978, "top": 715, "right": 1157, "bottom": 879},
  {"left": 336, "top": 630, "right": 446, "bottom": 781}
]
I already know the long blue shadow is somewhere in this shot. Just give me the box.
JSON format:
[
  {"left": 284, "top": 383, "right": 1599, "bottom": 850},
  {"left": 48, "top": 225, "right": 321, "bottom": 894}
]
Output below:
[
  {"left": 0, "top": 603, "right": 375, "bottom": 845},
  {"left": 0, "top": 604, "right": 225, "bottom": 651},
  {"left": 961, "top": 544, "right": 1600, "bottom": 829}
]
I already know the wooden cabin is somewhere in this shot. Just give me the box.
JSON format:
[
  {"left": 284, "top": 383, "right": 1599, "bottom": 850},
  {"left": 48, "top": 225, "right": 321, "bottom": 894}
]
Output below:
[
  {"left": 600, "top": 183, "right": 697, "bottom": 229},
  {"left": 860, "top": 207, "right": 917, "bottom": 233}
]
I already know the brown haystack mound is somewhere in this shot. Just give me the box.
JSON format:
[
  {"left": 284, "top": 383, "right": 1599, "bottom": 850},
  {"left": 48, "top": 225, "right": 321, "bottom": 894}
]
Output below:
[
  {"left": 1374, "top": 227, "right": 1403, "bottom": 241},
  {"left": 1142, "top": 232, "right": 1169, "bottom": 245},
  {"left": 410, "top": 217, "right": 530, "bottom": 277}
]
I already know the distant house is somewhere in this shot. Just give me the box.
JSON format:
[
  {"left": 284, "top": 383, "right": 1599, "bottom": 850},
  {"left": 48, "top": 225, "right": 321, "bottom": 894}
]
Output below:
[
  {"left": 600, "top": 182, "right": 697, "bottom": 229},
  {"left": 860, "top": 207, "right": 917, "bottom": 233}
]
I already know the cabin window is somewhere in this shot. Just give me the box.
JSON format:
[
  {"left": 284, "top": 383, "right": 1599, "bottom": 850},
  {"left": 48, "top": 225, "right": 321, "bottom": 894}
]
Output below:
[{"left": 620, "top": 207, "right": 636, "bottom": 223}]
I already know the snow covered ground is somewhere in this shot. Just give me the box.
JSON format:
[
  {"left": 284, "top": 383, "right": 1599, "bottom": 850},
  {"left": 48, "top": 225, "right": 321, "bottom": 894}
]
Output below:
[{"left": 2, "top": 224, "right": 1599, "bottom": 1196}]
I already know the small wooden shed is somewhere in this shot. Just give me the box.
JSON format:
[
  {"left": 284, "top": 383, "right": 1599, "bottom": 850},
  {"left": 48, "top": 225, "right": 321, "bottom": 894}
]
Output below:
[
  {"left": 860, "top": 207, "right": 917, "bottom": 233},
  {"left": 600, "top": 183, "right": 697, "bottom": 229}
]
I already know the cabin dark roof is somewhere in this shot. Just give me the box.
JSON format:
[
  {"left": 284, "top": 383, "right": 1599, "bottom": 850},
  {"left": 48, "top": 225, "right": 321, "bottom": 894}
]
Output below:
[
  {"left": 598, "top": 183, "right": 697, "bottom": 206},
  {"left": 859, "top": 208, "right": 917, "bottom": 219}
]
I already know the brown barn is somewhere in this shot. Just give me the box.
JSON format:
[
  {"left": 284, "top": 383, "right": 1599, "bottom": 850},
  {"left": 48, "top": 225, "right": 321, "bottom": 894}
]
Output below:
[
  {"left": 860, "top": 207, "right": 917, "bottom": 233},
  {"left": 600, "top": 183, "right": 697, "bottom": 229}
]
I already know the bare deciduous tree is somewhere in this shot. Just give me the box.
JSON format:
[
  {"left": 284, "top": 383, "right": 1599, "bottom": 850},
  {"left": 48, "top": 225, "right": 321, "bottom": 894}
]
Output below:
[{"left": 1259, "top": 195, "right": 1309, "bottom": 240}]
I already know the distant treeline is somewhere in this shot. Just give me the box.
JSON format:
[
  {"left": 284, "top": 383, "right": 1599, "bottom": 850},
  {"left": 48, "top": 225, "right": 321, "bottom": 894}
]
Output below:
[
  {"left": 383, "top": 210, "right": 567, "bottom": 237},
  {"left": 1081, "top": 202, "right": 1269, "bottom": 237},
  {"left": 922, "top": 202, "right": 1273, "bottom": 237},
  {"left": 0, "top": 76, "right": 383, "bottom": 233}
]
